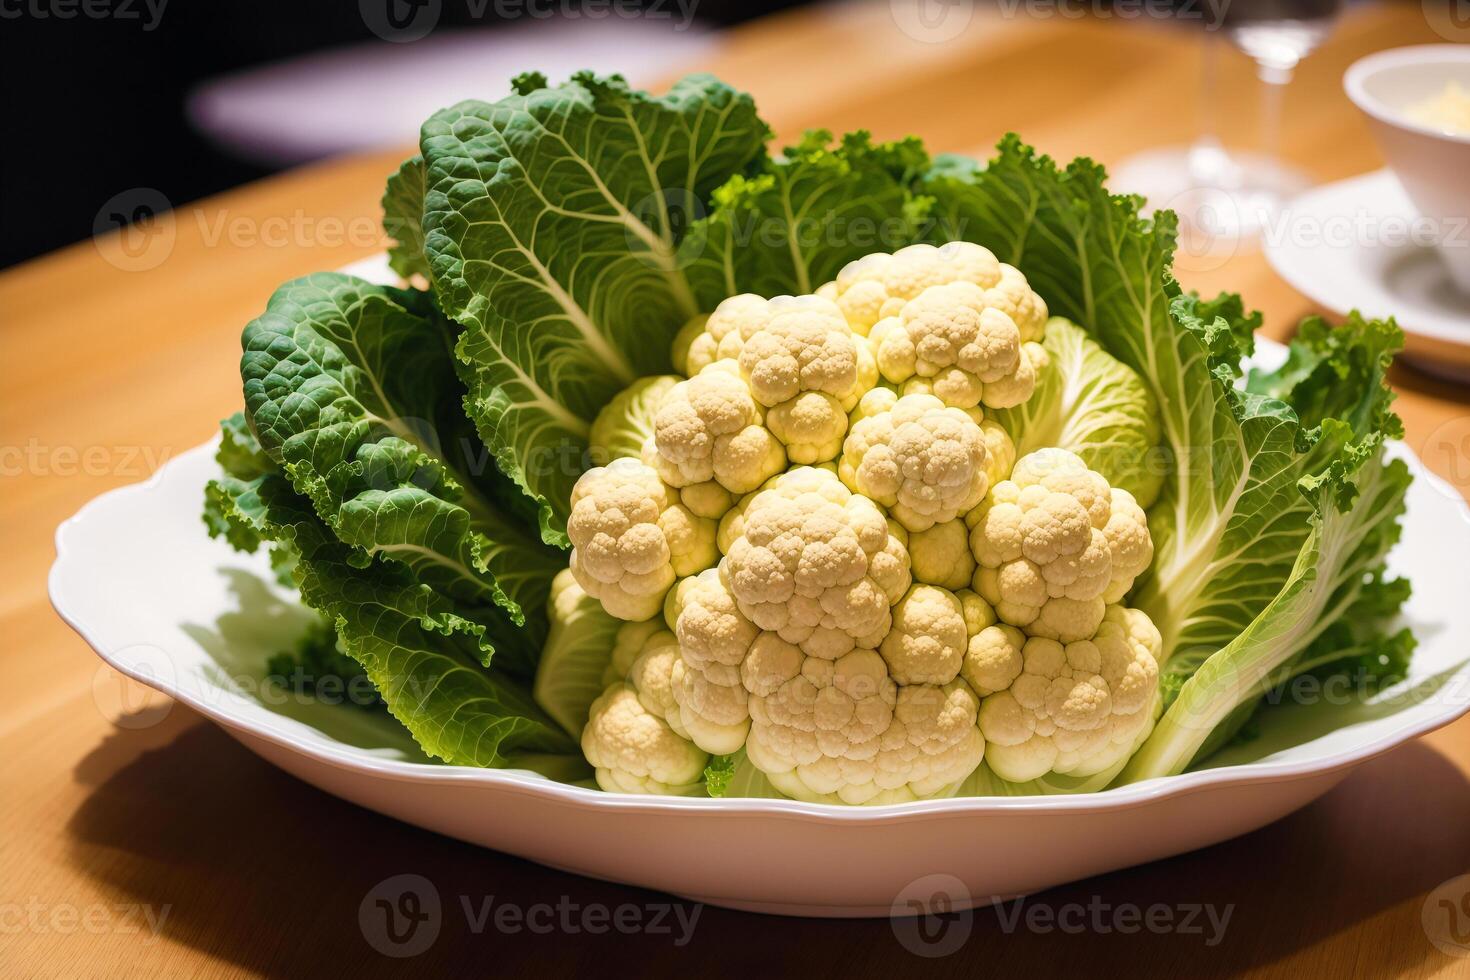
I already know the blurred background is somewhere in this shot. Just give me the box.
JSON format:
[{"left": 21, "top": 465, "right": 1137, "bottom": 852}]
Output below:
[
  {"left": 1, "top": 0, "right": 1465, "bottom": 270},
  {"left": 0, "top": 0, "right": 804, "bottom": 268}
]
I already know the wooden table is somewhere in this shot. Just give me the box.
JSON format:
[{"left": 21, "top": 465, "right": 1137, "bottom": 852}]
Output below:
[{"left": 4, "top": 3, "right": 1469, "bottom": 976}]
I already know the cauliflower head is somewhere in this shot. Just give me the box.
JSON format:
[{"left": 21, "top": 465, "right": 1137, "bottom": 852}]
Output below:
[
  {"left": 839, "top": 389, "right": 992, "bottom": 533},
  {"left": 556, "top": 242, "right": 1174, "bottom": 802},
  {"left": 567, "top": 457, "right": 718, "bottom": 621},
  {"left": 967, "top": 448, "right": 1153, "bottom": 642}
]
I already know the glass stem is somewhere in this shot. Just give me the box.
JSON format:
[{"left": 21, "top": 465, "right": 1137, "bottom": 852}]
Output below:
[
  {"left": 1188, "top": 34, "right": 1227, "bottom": 188},
  {"left": 1257, "top": 60, "right": 1294, "bottom": 173}
]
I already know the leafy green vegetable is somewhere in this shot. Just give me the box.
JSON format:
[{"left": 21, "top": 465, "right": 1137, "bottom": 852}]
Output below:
[
  {"left": 265, "top": 618, "right": 385, "bottom": 711},
  {"left": 702, "top": 751, "right": 781, "bottom": 799},
  {"left": 681, "top": 130, "right": 932, "bottom": 303},
  {"left": 702, "top": 754, "right": 738, "bottom": 798},
  {"left": 990, "top": 317, "right": 1163, "bottom": 507},
  {"left": 382, "top": 155, "right": 429, "bottom": 281},
  {"left": 420, "top": 71, "right": 769, "bottom": 545},
  {"left": 206, "top": 428, "right": 582, "bottom": 775},
  {"left": 203, "top": 72, "right": 1417, "bottom": 796},
  {"left": 240, "top": 273, "right": 561, "bottom": 676},
  {"left": 1122, "top": 431, "right": 1411, "bottom": 780},
  {"left": 587, "top": 375, "right": 679, "bottom": 465}
]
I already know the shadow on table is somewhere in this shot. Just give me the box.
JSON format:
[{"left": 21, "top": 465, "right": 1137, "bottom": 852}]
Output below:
[{"left": 64, "top": 716, "right": 1470, "bottom": 977}]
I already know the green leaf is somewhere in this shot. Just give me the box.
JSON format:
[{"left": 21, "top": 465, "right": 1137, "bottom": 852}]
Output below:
[
  {"left": 990, "top": 317, "right": 1164, "bottom": 507},
  {"left": 532, "top": 570, "right": 623, "bottom": 737},
  {"left": 681, "top": 129, "right": 932, "bottom": 302},
  {"left": 419, "top": 72, "right": 769, "bottom": 545},
  {"left": 205, "top": 448, "right": 582, "bottom": 774},
  {"left": 702, "top": 750, "right": 782, "bottom": 799},
  {"left": 587, "top": 375, "right": 679, "bottom": 465},
  {"left": 702, "top": 753, "right": 737, "bottom": 798},
  {"left": 383, "top": 155, "right": 430, "bottom": 281},
  {"left": 265, "top": 617, "right": 385, "bottom": 711},
  {"left": 240, "top": 272, "right": 561, "bottom": 676},
  {"left": 1120, "top": 434, "right": 1412, "bottom": 781}
]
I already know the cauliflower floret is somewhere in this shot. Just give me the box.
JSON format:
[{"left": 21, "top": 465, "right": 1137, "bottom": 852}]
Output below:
[
  {"left": 679, "top": 294, "right": 877, "bottom": 464},
  {"left": 839, "top": 389, "right": 991, "bottom": 533},
  {"left": 678, "top": 294, "right": 772, "bottom": 376},
  {"left": 645, "top": 360, "right": 786, "bottom": 505},
  {"left": 821, "top": 242, "right": 1007, "bottom": 335},
  {"left": 745, "top": 649, "right": 985, "bottom": 805},
  {"left": 907, "top": 519, "right": 977, "bottom": 591},
  {"left": 869, "top": 282, "right": 1020, "bottom": 407},
  {"left": 978, "top": 417, "right": 1017, "bottom": 488},
  {"left": 670, "top": 469, "right": 983, "bottom": 804},
  {"left": 668, "top": 568, "right": 755, "bottom": 753},
  {"left": 567, "top": 457, "right": 718, "bottom": 621},
  {"left": 820, "top": 243, "right": 1048, "bottom": 409},
  {"left": 984, "top": 264, "right": 1049, "bottom": 344},
  {"left": 723, "top": 467, "right": 911, "bottom": 656},
  {"left": 976, "top": 605, "right": 1162, "bottom": 781},
  {"left": 582, "top": 625, "right": 709, "bottom": 794},
  {"left": 967, "top": 448, "right": 1153, "bottom": 641}
]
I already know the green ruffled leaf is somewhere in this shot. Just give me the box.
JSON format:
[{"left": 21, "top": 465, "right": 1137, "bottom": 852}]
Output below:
[
  {"left": 205, "top": 438, "right": 582, "bottom": 774},
  {"left": 1122, "top": 432, "right": 1412, "bottom": 781},
  {"left": 240, "top": 272, "right": 561, "bottom": 676},
  {"left": 681, "top": 129, "right": 932, "bottom": 303},
  {"left": 382, "top": 155, "right": 430, "bottom": 281}
]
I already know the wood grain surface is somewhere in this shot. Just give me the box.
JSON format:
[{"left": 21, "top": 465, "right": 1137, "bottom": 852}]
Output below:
[{"left": 4, "top": 2, "right": 1470, "bottom": 976}]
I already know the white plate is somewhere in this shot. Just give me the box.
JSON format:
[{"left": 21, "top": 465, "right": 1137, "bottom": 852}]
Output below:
[
  {"left": 50, "top": 345, "right": 1470, "bottom": 918},
  {"left": 1264, "top": 169, "right": 1470, "bottom": 381}
]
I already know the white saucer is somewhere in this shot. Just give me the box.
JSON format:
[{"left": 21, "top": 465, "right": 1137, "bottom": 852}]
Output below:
[{"left": 1264, "top": 169, "right": 1470, "bottom": 382}]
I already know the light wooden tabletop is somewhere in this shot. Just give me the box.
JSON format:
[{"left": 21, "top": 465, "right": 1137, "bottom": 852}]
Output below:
[{"left": 4, "top": 3, "right": 1470, "bottom": 976}]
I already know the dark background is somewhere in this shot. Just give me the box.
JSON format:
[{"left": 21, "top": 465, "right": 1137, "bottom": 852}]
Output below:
[{"left": 0, "top": 0, "right": 804, "bottom": 269}]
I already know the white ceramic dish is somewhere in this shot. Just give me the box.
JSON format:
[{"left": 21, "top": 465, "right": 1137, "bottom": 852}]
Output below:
[
  {"left": 1344, "top": 45, "right": 1470, "bottom": 294},
  {"left": 50, "top": 335, "right": 1470, "bottom": 916},
  {"left": 1264, "top": 169, "right": 1470, "bottom": 382}
]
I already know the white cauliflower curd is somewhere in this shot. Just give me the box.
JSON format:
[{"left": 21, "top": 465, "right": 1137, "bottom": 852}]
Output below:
[
  {"left": 967, "top": 448, "right": 1153, "bottom": 642},
  {"left": 566, "top": 457, "right": 718, "bottom": 621},
  {"left": 839, "top": 389, "right": 993, "bottom": 533},
  {"left": 582, "top": 622, "right": 709, "bottom": 794},
  {"left": 675, "top": 293, "right": 877, "bottom": 464},
  {"left": 817, "top": 241, "right": 1048, "bottom": 409},
  {"left": 556, "top": 245, "right": 1166, "bottom": 802},
  {"left": 973, "top": 605, "right": 1162, "bottom": 782}
]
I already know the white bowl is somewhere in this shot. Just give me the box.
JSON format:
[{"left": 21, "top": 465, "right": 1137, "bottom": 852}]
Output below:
[
  {"left": 50, "top": 347, "right": 1470, "bottom": 916},
  {"left": 1344, "top": 44, "right": 1470, "bottom": 293}
]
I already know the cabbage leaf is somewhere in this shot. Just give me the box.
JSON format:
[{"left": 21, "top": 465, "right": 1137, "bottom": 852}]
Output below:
[{"left": 990, "top": 317, "right": 1163, "bottom": 507}]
